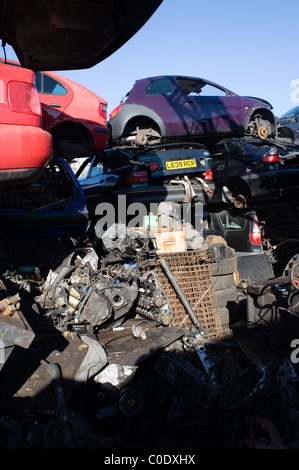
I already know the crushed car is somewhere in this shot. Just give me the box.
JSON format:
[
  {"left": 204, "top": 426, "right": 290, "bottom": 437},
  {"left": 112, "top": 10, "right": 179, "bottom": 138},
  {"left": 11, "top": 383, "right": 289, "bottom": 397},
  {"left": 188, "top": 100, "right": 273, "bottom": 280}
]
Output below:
[
  {"left": 108, "top": 75, "right": 278, "bottom": 147},
  {"left": 278, "top": 105, "right": 299, "bottom": 144},
  {"left": 0, "top": 157, "right": 89, "bottom": 239},
  {"left": 76, "top": 142, "right": 214, "bottom": 219},
  {"left": 208, "top": 137, "right": 299, "bottom": 209}
]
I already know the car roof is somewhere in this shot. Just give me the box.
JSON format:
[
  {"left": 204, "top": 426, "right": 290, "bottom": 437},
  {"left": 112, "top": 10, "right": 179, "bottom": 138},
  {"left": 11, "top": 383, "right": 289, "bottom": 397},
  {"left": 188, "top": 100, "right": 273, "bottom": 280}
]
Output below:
[
  {"left": 0, "top": 0, "right": 163, "bottom": 71},
  {"left": 134, "top": 75, "right": 236, "bottom": 95}
]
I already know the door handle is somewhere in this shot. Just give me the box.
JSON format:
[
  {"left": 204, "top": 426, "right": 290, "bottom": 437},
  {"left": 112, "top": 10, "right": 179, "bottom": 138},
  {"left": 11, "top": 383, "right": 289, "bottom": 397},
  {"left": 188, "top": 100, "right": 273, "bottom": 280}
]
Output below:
[{"left": 49, "top": 103, "right": 62, "bottom": 107}]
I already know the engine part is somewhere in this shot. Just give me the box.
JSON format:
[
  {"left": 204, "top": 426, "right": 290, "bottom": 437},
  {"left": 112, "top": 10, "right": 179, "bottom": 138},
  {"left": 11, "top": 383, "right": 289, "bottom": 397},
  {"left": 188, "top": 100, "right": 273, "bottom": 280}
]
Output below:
[
  {"left": 155, "top": 351, "right": 216, "bottom": 409},
  {"left": 35, "top": 248, "right": 139, "bottom": 332},
  {"left": 0, "top": 294, "right": 21, "bottom": 316},
  {"left": 118, "top": 387, "right": 144, "bottom": 416},
  {"left": 74, "top": 335, "right": 107, "bottom": 382},
  {"left": 102, "top": 224, "right": 150, "bottom": 258},
  {"left": 196, "top": 344, "right": 220, "bottom": 391},
  {"left": 47, "top": 362, "right": 74, "bottom": 449},
  {"left": 136, "top": 270, "right": 173, "bottom": 325},
  {"left": 220, "top": 363, "right": 271, "bottom": 412}
]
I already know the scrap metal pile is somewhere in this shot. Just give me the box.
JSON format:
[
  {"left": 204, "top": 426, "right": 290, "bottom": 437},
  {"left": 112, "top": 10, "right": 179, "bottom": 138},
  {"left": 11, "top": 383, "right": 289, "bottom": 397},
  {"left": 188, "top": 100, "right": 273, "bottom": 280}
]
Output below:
[{"left": 0, "top": 226, "right": 298, "bottom": 449}]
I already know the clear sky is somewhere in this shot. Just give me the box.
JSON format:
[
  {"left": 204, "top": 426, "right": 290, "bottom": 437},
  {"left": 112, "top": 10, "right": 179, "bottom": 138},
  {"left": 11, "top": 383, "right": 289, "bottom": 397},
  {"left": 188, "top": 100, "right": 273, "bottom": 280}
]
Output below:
[{"left": 4, "top": 0, "right": 299, "bottom": 117}]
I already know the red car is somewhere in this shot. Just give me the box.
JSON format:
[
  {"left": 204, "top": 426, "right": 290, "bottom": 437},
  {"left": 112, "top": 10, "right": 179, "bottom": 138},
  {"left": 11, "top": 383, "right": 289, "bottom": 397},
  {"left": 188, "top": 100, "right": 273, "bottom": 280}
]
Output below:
[
  {"left": 35, "top": 70, "right": 110, "bottom": 159},
  {"left": 4, "top": 59, "right": 110, "bottom": 160},
  {"left": 0, "top": 61, "right": 52, "bottom": 186}
]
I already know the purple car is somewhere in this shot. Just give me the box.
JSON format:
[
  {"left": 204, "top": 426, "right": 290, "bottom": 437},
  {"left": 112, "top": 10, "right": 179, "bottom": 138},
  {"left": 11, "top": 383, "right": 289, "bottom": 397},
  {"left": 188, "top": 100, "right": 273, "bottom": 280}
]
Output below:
[{"left": 108, "top": 75, "right": 277, "bottom": 147}]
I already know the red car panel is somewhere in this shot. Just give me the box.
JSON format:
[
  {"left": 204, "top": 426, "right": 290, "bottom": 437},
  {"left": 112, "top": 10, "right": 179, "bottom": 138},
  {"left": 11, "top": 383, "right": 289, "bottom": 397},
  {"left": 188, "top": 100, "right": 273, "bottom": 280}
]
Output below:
[
  {"left": 0, "top": 61, "right": 52, "bottom": 186},
  {"left": 35, "top": 70, "right": 110, "bottom": 159},
  {"left": 3, "top": 60, "right": 110, "bottom": 159}
]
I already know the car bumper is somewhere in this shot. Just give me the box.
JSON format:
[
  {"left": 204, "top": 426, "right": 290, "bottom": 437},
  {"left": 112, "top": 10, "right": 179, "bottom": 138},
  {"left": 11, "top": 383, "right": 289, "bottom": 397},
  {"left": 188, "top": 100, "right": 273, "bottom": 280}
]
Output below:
[{"left": 0, "top": 124, "right": 52, "bottom": 185}]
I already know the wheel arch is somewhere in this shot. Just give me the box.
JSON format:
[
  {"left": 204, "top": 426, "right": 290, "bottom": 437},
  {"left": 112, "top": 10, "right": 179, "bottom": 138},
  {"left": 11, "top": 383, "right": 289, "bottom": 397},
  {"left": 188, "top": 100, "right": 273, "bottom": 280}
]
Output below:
[
  {"left": 247, "top": 108, "right": 276, "bottom": 128},
  {"left": 277, "top": 125, "right": 295, "bottom": 143},
  {"left": 225, "top": 175, "right": 251, "bottom": 198},
  {"left": 50, "top": 121, "right": 94, "bottom": 157},
  {"left": 123, "top": 115, "right": 161, "bottom": 135}
]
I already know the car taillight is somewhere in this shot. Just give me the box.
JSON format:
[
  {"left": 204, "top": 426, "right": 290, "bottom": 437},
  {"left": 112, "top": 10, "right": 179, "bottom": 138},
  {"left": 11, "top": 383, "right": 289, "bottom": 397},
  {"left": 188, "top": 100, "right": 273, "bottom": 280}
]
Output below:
[
  {"left": 263, "top": 148, "right": 279, "bottom": 163},
  {"left": 8, "top": 82, "right": 41, "bottom": 115},
  {"left": 99, "top": 103, "right": 107, "bottom": 120},
  {"left": 109, "top": 105, "right": 123, "bottom": 120},
  {"left": 204, "top": 169, "right": 213, "bottom": 180},
  {"left": 250, "top": 216, "right": 262, "bottom": 245},
  {"left": 149, "top": 161, "right": 160, "bottom": 173},
  {"left": 128, "top": 170, "right": 148, "bottom": 184}
]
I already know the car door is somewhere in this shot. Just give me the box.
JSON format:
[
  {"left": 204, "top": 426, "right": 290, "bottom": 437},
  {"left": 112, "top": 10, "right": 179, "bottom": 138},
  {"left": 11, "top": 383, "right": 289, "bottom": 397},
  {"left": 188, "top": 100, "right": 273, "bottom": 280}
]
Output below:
[
  {"left": 79, "top": 150, "right": 131, "bottom": 198},
  {"left": 35, "top": 71, "right": 73, "bottom": 130},
  {"left": 178, "top": 80, "right": 244, "bottom": 136},
  {"left": 211, "top": 141, "right": 247, "bottom": 185},
  {"left": 129, "top": 77, "right": 186, "bottom": 137}
]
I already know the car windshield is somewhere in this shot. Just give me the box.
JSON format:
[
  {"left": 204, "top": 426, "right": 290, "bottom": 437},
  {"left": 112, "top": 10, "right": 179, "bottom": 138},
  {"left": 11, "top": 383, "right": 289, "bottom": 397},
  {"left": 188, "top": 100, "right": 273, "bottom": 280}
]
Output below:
[{"left": 280, "top": 106, "right": 299, "bottom": 119}]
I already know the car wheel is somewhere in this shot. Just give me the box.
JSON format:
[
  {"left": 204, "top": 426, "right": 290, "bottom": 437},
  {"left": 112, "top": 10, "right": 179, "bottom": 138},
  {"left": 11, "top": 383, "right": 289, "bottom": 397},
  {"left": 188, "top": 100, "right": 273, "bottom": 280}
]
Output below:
[
  {"left": 248, "top": 116, "right": 273, "bottom": 140},
  {"left": 257, "top": 121, "right": 271, "bottom": 139},
  {"left": 226, "top": 182, "right": 250, "bottom": 209},
  {"left": 134, "top": 126, "right": 161, "bottom": 147},
  {"left": 123, "top": 119, "right": 161, "bottom": 147},
  {"left": 135, "top": 131, "right": 149, "bottom": 147}
]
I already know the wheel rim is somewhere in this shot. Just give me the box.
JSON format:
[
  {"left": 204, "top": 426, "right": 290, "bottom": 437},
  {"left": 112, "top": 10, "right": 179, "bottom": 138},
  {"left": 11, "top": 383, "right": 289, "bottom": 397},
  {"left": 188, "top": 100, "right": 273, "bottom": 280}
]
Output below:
[
  {"left": 234, "top": 194, "right": 247, "bottom": 209},
  {"left": 257, "top": 125, "right": 269, "bottom": 139},
  {"left": 135, "top": 133, "right": 148, "bottom": 147}
]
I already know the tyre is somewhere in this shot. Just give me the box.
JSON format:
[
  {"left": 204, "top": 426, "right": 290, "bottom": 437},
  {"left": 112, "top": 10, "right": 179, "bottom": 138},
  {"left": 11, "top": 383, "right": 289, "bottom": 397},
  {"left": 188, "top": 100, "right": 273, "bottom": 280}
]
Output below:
[
  {"left": 217, "top": 306, "right": 230, "bottom": 325},
  {"left": 212, "top": 273, "right": 235, "bottom": 291},
  {"left": 210, "top": 256, "right": 238, "bottom": 276},
  {"left": 215, "top": 285, "right": 238, "bottom": 308}
]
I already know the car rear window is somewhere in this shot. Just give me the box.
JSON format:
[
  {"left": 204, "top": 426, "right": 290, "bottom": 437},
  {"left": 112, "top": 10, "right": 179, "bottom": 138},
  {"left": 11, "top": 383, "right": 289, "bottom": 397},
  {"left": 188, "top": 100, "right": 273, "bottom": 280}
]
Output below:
[{"left": 217, "top": 210, "right": 246, "bottom": 230}]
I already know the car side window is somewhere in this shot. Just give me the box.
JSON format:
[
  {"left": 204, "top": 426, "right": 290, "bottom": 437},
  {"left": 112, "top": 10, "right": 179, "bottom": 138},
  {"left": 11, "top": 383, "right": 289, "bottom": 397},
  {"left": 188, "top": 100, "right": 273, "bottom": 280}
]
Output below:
[
  {"left": 199, "top": 84, "right": 227, "bottom": 97},
  {"left": 217, "top": 210, "right": 245, "bottom": 230},
  {"left": 90, "top": 163, "right": 104, "bottom": 178},
  {"left": 226, "top": 142, "right": 245, "bottom": 157},
  {"left": 77, "top": 160, "right": 93, "bottom": 179},
  {"left": 145, "top": 79, "right": 175, "bottom": 96},
  {"left": 35, "top": 72, "right": 67, "bottom": 95},
  {"left": 108, "top": 151, "right": 130, "bottom": 171}
]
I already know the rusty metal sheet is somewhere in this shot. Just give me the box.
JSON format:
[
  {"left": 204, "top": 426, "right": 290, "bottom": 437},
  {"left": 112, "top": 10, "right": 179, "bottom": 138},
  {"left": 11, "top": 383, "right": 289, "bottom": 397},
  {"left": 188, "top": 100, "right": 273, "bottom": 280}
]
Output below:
[
  {"left": 100, "top": 322, "right": 186, "bottom": 366},
  {"left": 0, "top": 310, "right": 35, "bottom": 349},
  {"left": 0, "top": 331, "right": 89, "bottom": 417}
]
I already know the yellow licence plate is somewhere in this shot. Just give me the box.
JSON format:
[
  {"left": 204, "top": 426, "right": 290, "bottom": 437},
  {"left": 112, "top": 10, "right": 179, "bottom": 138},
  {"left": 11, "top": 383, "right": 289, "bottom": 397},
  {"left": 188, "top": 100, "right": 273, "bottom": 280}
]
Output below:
[{"left": 165, "top": 159, "right": 197, "bottom": 170}]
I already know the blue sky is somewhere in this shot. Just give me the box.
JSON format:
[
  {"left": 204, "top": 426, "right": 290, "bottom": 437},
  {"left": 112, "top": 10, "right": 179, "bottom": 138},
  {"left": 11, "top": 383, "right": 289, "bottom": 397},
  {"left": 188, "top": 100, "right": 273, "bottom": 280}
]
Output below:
[{"left": 4, "top": 0, "right": 299, "bottom": 117}]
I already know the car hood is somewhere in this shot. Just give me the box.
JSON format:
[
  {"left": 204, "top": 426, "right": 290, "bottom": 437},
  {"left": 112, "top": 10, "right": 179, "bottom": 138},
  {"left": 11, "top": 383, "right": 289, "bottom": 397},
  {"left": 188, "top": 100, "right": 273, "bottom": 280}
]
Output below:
[{"left": 0, "top": 0, "right": 163, "bottom": 71}]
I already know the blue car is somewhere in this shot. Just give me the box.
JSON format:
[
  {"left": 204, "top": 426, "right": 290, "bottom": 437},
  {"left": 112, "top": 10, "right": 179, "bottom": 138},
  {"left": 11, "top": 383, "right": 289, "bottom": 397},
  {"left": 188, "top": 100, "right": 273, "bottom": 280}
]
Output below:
[{"left": 0, "top": 157, "right": 88, "bottom": 238}]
